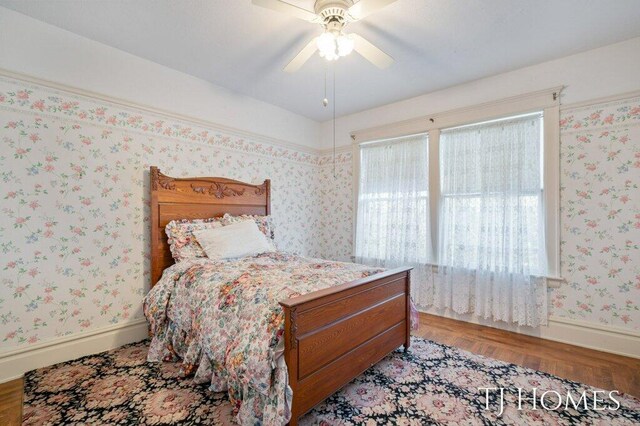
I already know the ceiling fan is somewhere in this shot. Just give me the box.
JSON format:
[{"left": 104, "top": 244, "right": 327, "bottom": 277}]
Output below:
[{"left": 252, "top": 0, "right": 398, "bottom": 72}]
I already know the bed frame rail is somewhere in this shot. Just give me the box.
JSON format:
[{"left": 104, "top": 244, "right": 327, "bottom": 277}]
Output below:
[{"left": 280, "top": 266, "right": 412, "bottom": 424}]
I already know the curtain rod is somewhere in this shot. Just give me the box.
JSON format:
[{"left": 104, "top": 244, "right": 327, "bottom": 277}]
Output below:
[
  {"left": 438, "top": 111, "right": 542, "bottom": 132},
  {"left": 359, "top": 132, "right": 428, "bottom": 148}
]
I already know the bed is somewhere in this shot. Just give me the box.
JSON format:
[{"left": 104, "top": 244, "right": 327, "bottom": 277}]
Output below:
[{"left": 146, "top": 166, "right": 412, "bottom": 425}]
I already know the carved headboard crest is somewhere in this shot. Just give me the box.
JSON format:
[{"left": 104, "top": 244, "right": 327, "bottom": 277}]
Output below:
[
  {"left": 191, "top": 183, "right": 245, "bottom": 198},
  {"left": 151, "top": 168, "right": 176, "bottom": 191}
]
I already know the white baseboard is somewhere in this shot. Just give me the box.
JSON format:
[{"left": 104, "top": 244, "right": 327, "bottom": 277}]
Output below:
[
  {"left": 0, "top": 318, "right": 149, "bottom": 383},
  {"left": 421, "top": 308, "right": 640, "bottom": 359}
]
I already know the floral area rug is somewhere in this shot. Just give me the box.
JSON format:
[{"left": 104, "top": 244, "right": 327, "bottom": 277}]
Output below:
[{"left": 23, "top": 337, "right": 640, "bottom": 425}]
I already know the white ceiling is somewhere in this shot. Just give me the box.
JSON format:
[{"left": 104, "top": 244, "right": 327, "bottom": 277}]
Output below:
[{"left": 2, "top": 0, "right": 640, "bottom": 121}]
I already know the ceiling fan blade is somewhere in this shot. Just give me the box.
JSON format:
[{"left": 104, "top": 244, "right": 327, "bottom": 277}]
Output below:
[
  {"left": 348, "top": 0, "right": 398, "bottom": 20},
  {"left": 252, "top": 0, "right": 319, "bottom": 22},
  {"left": 284, "top": 37, "right": 319, "bottom": 72},
  {"left": 351, "top": 33, "right": 393, "bottom": 69}
]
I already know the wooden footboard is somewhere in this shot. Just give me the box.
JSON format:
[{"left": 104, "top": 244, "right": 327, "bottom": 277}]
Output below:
[{"left": 280, "top": 267, "right": 412, "bottom": 425}]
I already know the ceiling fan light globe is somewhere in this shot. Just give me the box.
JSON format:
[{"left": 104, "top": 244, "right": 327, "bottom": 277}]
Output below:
[
  {"left": 337, "top": 34, "right": 355, "bottom": 56},
  {"left": 317, "top": 32, "right": 336, "bottom": 51},
  {"left": 318, "top": 31, "right": 341, "bottom": 61}
]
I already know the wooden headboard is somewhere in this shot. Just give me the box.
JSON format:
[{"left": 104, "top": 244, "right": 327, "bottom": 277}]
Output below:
[{"left": 149, "top": 166, "right": 270, "bottom": 287}]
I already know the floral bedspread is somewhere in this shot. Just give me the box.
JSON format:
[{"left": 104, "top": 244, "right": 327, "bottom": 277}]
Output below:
[{"left": 143, "top": 252, "right": 383, "bottom": 425}]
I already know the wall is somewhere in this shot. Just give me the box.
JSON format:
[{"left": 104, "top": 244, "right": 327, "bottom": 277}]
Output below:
[
  {"left": 318, "top": 150, "right": 354, "bottom": 262},
  {"left": 0, "top": 74, "right": 328, "bottom": 356},
  {"left": 0, "top": 7, "right": 329, "bottom": 375},
  {"left": 5, "top": 76, "right": 630, "bottom": 358},
  {"left": 320, "top": 38, "right": 640, "bottom": 344},
  {"left": 557, "top": 96, "right": 640, "bottom": 330},
  {"left": 0, "top": 7, "right": 321, "bottom": 149}
]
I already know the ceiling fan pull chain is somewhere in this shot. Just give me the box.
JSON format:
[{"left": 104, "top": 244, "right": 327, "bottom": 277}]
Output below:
[
  {"left": 323, "top": 64, "right": 329, "bottom": 107},
  {"left": 333, "top": 64, "right": 337, "bottom": 178}
]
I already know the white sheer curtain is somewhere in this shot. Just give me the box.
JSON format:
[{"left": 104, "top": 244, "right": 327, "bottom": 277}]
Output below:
[
  {"left": 355, "top": 134, "right": 432, "bottom": 306},
  {"left": 435, "top": 114, "right": 548, "bottom": 326}
]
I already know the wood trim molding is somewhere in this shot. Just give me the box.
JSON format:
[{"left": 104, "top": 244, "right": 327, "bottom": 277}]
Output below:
[
  {"left": 550, "top": 316, "right": 640, "bottom": 338},
  {"left": 350, "top": 86, "right": 563, "bottom": 143},
  {"left": 349, "top": 89, "right": 640, "bottom": 145}
]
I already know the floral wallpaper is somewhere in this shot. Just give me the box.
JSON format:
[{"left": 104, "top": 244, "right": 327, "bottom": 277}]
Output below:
[
  {"left": 0, "top": 76, "right": 325, "bottom": 351},
  {"left": 318, "top": 151, "right": 354, "bottom": 262},
  {"left": 555, "top": 97, "right": 640, "bottom": 331},
  {"left": 1, "top": 74, "right": 638, "bottom": 354}
]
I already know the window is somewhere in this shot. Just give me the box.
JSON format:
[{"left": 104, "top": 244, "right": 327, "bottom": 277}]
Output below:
[
  {"left": 355, "top": 134, "right": 431, "bottom": 267},
  {"left": 352, "top": 88, "right": 560, "bottom": 326},
  {"left": 438, "top": 113, "right": 546, "bottom": 276},
  {"left": 352, "top": 88, "right": 560, "bottom": 277},
  {"left": 355, "top": 134, "right": 433, "bottom": 306}
]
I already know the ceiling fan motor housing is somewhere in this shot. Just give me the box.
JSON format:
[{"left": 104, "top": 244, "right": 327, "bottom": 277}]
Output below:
[{"left": 314, "top": 0, "right": 354, "bottom": 26}]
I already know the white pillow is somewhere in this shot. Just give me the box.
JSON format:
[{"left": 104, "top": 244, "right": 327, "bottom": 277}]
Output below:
[{"left": 193, "top": 219, "right": 275, "bottom": 260}]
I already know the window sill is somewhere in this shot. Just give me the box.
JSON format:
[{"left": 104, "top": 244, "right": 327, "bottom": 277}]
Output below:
[
  {"left": 425, "top": 264, "right": 564, "bottom": 288},
  {"left": 351, "top": 257, "right": 565, "bottom": 289}
]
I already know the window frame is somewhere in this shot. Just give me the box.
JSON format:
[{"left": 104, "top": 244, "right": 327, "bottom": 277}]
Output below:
[{"left": 351, "top": 87, "right": 562, "bottom": 280}]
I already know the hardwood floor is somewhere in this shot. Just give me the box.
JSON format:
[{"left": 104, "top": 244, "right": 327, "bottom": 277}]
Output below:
[
  {"left": 0, "top": 313, "right": 638, "bottom": 424},
  {"left": 414, "top": 313, "right": 640, "bottom": 397},
  {"left": 0, "top": 377, "right": 22, "bottom": 426}
]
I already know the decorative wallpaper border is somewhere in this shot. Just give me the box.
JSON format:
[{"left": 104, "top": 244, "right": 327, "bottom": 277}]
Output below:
[
  {"left": 0, "top": 73, "right": 327, "bottom": 166},
  {"left": 318, "top": 151, "right": 353, "bottom": 166},
  {"left": 559, "top": 96, "right": 640, "bottom": 132}
]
